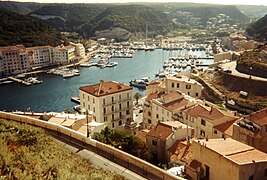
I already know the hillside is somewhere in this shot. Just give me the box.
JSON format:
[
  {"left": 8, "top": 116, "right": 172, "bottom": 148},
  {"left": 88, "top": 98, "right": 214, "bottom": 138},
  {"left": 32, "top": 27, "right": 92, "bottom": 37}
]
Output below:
[
  {"left": 237, "top": 5, "right": 267, "bottom": 19},
  {"left": 29, "top": 4, "right": 111, "bottom": 33},
  {"left": 0, "top": 1, "right": 43, "bottom": 15},
  {"left": 0, "top": 118, "right": 124, "bottom": 179},
  {"left": 0, "top": 9, "right": 62, "bottom": 47},
  {"left": 82, "top": 5, "right": 172, "bottom": 37},
  {"left": 246, "top": 15, "right": 267, "bottom": 42}
]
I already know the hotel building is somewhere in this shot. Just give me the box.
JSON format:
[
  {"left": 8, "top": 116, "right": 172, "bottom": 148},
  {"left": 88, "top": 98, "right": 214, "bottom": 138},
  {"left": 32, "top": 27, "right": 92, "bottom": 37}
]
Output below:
[{"left": 26, "top": 45, "right": 53, "bottom": 68}]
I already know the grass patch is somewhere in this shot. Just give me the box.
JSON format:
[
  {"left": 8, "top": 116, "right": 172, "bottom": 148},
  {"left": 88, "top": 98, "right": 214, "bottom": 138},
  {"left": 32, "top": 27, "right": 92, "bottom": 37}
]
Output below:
[{"left": 0, "top": 119, "right": 125, "bottom": 180}]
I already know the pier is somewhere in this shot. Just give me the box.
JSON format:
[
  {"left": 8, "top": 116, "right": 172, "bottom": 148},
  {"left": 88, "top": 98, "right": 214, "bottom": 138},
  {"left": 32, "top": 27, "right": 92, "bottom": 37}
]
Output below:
[{"left": 8, "top": 77, "right": 31, "bottom": 86}]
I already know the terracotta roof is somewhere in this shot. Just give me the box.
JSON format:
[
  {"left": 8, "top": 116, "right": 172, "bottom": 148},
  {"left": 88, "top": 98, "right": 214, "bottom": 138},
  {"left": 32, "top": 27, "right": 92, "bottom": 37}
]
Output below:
[
  {"left": 163, "top": 98, "right": 189, "bottom": 111},
  {"left": 26, "top": 45, "right": 52, "bottom": 51},
  {"left": 167, "top": 75, "right": 202, "bottom": 86},
  {"left": 135, "top": 130, "right": 149, "bottom": 142},
  {"left": 146, "top": 91, "right": 164, "bottom": 102},
  {"left": 182, "top": 104, "right": 210, "bottom": 118},
  {"left": 245, "top": 108, "right": 267, "bottom": 126},
  {"left": 0, "top": 45, "right": 25, "bottom": 52},
  {"left": 169, "top": 141, "right": 193, "bottom": 164},
  {"left": 147, "top": 123, "right": 173, "bottom": 140},
  {"left": 80, "top": 80, "right": 133, "bottom": 97},
  {"left": 194, "top": 138, "right": 267, "bottom": 165},
  {"left": 213, "top": 120, "right": 236, "bottom": 136},
  {"left": 198, "top": 107, "right": 238, "bottom": 122}
]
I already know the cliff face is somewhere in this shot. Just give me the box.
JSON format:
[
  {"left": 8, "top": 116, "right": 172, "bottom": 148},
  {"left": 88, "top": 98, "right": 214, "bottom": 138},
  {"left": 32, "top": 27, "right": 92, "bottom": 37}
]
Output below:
[{"left": 236, "top": 48, "right": 267, "bottom": 78}]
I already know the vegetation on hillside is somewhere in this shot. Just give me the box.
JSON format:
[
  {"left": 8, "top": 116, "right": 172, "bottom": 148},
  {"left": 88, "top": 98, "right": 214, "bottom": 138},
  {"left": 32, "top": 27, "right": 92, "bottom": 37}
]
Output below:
[
  {"left": 0, "top": 9, "right": 62, "bottom": 47},
  {"left": 0, "top": 119, "right": 124, "bottom": 179},
  {"left": 93, "top": 127, "right": 153, "bottom": 163},
  {"left": 246, "top": 14, "right": 267, "bottom": 42},
  {"left": 82, "top": 5, "right": 172, "bottom": 37},
  {"left": 0, "top": 1, "right": 43, "bottom": 15}
]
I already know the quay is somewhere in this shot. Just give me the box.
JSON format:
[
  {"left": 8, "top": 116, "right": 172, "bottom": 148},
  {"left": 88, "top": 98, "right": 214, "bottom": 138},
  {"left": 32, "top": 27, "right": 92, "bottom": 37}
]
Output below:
[{"left": 8, "top": 77, "right": 31, "bottom": 86}]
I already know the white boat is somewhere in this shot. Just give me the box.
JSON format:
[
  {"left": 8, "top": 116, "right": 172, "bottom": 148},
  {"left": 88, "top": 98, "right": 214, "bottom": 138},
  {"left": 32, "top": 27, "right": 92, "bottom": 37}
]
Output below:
[
  {"left": 129, "top": 79, "right": 147, "bottom": 89},
  {"left": 62, "top": 73, "right": 75, "bottom": 78},
  {"left": 106, "top": 62, "right": 118, "bottom": 67}
]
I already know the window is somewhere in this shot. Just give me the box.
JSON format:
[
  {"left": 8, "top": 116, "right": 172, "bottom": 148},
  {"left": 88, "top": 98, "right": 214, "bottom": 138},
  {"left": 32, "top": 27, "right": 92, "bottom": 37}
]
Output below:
[
  {"left": 176, "top": 83, "right": 179, "bottom": 88},
  {"left": 118, "top": 120, "right": 122, "bottom": 126},
  {"left": 112, "top": 97, "right": 114, "bottom": 103},
  {"left": 222, "top": 134, "right": 225, "bottom": 138},
  {"left": 126, "top": 110, "right": 130, "bottom": 115},
  {"left": 127, "top": 101, "right": 130, "bottom": 108},
  {"left": 127, "top": 93, "right": 129, "bottom": 99},
  {"left": 249, "top": 175, "right": 254, "bottom": 180},
  {"left": 196, "top": 93, "right": 199, "bottom": 97},
  {"left": 88, "top": 96, "right": 90, "bottom": 101},
  {"left": 186, "top": 85, "right": 191, "bottom": 89},
  {"left": 188, "top": 92, "right": 190, "bottom": 95},
  {"left": 201, "top": 119, "right": 206, "bottom": 126},
  {"left": 83, "top": 102, "right": 85, "bottom": 107},
  {"left": 148, "top": 111, "right": 151, "bottom": 116},
  {"left": 103, "top": 108, "right": 106, "bottom": 114},
  {"left": 119, "top": 103, "right": 122, "bottom": 110},
  {"left": 103, "top": 99, "right": 105, "bottom": 105},
  {"left": 214, "top": 130, "right": 217, "bottom": 134},
  {"left": 172, "top": 83, "right": 174, "bottom": 88},
  {"left": 156, "top": 114, "right": 159, "bottom": 119},
  {"left": 93, "top": 107, "right": 95, "bottom": 113},
  {"left": 167, "top": 112, "right": 169, "bottom": 117},
  {"left": 112, "top": 106, "right": 114, "bottom": 112},
  {"left": 112, "top": 123, "right": 114, "bottom": 128},
  {"left": 200, "top": 130, "right": 205, "bottom": 137},
  {"left": 119, "top": 95, "right": 122, "bottom": 101},
  {"left": 83, "top": 94, "right": 85, "bottom": 99},
  {"left": 152, "top": 140, "right": 157, "bottom": 146},
  {"left": 162, "top": 109, "right": 164, "bottom": 114},
  {"left": 93, "top": 98, "right": 95, "bottom": 104},
  {"left": 148, "top": 119, "right": 151, "bottom": 124},
  {"left": 104, "top": 116, "right": 107, "bottom": 122},
  {"left": 120, "top": 112, "right": 123, "bottom": 118},
  {"left": 112, "top": 114, "right": 114, "bottom": 120},
  {"left": 88, "top": 105, "right": 90, "bottom": 110},
  {"left": 264, "top": 168, "right": 267, "bottom": 177}
]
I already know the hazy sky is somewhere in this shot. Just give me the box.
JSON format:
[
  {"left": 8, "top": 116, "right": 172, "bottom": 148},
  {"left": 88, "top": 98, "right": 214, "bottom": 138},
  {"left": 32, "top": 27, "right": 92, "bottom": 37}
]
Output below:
[{"left": 11, "top": 0, "right": 267, "bottom": 6}]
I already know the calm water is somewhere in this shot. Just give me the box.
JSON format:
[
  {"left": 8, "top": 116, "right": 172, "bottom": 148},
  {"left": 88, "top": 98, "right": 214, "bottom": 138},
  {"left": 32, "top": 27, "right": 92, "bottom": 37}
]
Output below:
[{"left": 0, "top": 49, "right": 212, "bottom": 112}]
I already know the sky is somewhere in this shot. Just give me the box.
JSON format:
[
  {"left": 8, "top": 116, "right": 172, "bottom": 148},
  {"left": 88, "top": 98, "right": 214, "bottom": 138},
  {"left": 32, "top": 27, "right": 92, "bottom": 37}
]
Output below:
[{"left": 9, "top": 0, "right": 267, "bottom": 6}]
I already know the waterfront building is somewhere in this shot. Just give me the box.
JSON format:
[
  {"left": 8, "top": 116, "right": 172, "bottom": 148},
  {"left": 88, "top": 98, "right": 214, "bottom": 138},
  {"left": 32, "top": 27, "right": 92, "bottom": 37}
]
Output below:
[
  {"left": 53, "top": 45, "right": 76, "bottom": 64},
  {"left": 181, "top": 105, "right": 239, "bottom": 138},
  {"left": 187, "top": 138, "right": 267, "bottom": 180},
  {"left": 70, "top": 42, "right": 86, "bottom": 58},
  {"left": 232, "top": 108, "right": 267, "bottom": 153},
  {"left": 165, "top": 75, "right": 203, "bottom": 98},
  {"left": 79, "top": 80, "right": 133, "bottom": 130},
  {"left": 0, "top": 45, "right": 29, "bottom": 75},
  {"left": 26, "top": 45, "right": 53, "bottom": 68},
  {"left": 146, "top": 121, "right": 193, "bottom": 163}
]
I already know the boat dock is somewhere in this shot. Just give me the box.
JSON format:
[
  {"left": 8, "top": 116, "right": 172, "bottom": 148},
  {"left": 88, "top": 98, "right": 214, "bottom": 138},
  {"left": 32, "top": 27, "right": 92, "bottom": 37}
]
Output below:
[
  {"left": 8, "top": 77, "right": 31, "bottom": 86},
  {"left": 71, "top": 96, "right": 80, "bottom": 104}
]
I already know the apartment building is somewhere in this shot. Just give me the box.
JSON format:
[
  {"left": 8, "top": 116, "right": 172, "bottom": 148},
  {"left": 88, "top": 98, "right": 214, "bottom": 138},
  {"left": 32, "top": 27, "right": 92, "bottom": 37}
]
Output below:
[
  {"left": 146, "top": 121, "right": 193, "bottom": 163},
  {"left": 53, "top": 45, "right": 75, "bottom": 64},
  {"left": 181, "top": 105, "right": 239, "bottom": 138},
  {"left": 79, "top": 80, "right": 133, "bottom": 130},
  {"left": 26, "top": 45, "right": 53, "bottom": 68},
  {"left": 188, "top": 138, "right": 267, "bottom": 180},
  {"left": 70, "top": 42, "right": 86, "bottom": 57},
  {"left": 165, "top": 75, "right": 203, "bottom": 98},
  {"left": 0, "top": 45, "right": 29, "bottom": 75},
  {"left": 232, "top": 108, "right": 267, "bottom": 153}
]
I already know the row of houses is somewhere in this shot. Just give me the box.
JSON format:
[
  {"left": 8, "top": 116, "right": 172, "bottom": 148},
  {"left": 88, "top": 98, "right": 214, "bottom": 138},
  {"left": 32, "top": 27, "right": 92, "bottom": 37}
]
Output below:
[{"left": 0, "top": 42, "right": 85, "bottom": 76}]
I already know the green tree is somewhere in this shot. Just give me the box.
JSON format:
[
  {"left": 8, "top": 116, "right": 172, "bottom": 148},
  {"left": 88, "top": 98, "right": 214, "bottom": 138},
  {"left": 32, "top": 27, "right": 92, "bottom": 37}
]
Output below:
[{"left": 133, "top": 92, "right": 142, "bottom": 105}]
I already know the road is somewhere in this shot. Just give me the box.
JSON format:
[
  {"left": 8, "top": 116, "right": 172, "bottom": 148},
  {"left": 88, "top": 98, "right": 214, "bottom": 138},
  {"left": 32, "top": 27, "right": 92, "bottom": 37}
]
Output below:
[
  {"left": 219, "top": 61, "right": 267, "bottom": 82},
  {"left": 45, "top": 129, "right": 163, "bottom": 180}
]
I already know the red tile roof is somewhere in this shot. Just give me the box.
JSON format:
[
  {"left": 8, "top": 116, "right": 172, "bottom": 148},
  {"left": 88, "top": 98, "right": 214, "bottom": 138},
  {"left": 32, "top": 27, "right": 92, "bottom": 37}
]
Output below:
[
  {"left": 213, "top": 120, "right": 237, "bottom": 136},
  {"left": 198, "top": 107, "right": 238, "bottom": 122},
  {"left": 182, "top": 104, "right": 210, "bottom": 118},
  {"left": 146, "top": 91, "right": 165, "bottom": 102},
  {"left": 0, "top": 45, "right": 25, "bottom": 52},
  {"left": 163, "top": 98, "right": 189, "bottom": 111},
  {"left": 80, "top": 80, "right": 132, "bottom": 97},
  {"left": 135, "top": 130, "right": 148, "bottom": 142},
  {"left": 245, "top": 108, "right": 267, "bottom": 126},
  {"left": 147, "top": 123, "right": 173, "bottom": 140}
]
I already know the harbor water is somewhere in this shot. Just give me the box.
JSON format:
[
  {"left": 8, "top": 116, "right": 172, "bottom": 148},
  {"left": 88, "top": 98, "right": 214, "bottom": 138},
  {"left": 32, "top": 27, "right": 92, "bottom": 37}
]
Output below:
[{"left": 0, "top": 49, "right": 213, "bottom": 112}]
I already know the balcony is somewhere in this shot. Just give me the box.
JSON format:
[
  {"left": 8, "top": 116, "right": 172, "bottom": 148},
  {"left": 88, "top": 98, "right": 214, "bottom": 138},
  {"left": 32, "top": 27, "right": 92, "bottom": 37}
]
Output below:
[
  {"left": 102, "top": 97, "right": 132, "bottom": 107},
  {"left": 103, "top": 105, "right": 132, "bottom": 115}
]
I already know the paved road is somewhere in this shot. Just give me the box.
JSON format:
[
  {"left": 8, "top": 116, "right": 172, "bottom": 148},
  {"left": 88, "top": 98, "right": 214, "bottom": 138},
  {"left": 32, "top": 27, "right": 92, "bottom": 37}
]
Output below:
[{"left": 219, "top": 61, "right": 267, "bottom": 82}]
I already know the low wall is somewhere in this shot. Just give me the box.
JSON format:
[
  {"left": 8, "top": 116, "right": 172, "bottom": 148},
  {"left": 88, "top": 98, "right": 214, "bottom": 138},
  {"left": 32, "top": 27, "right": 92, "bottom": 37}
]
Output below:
[{"left": 0, "top": 111, "right": 183, "bottom": 180}]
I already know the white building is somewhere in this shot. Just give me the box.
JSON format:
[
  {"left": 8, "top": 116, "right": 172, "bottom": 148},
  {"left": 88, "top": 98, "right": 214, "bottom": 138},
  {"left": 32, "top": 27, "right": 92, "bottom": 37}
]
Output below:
[
  {"left": 26, "top": 45, "right": 53, "bottom": 68},
  {"left": 0, "top": 45, "right": 30, "bottom": 75},
  {"left": 79, "top": 80, "right": 134, "bottom": 130},
  {"left": 53, "top": 45, "right": 75, "bottom": 64},
  {"left": 165, "top": 75, "right": 203, "bottom": 98},
  {"left": 70, "top": 42, "right": 86, "bottom": 57}
]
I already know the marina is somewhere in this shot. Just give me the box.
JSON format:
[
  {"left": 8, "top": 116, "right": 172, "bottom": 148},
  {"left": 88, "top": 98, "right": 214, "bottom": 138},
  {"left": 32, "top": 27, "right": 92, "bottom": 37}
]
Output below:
[{"left": 0, "top": 48, "right": 213, "bottom": 112}]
